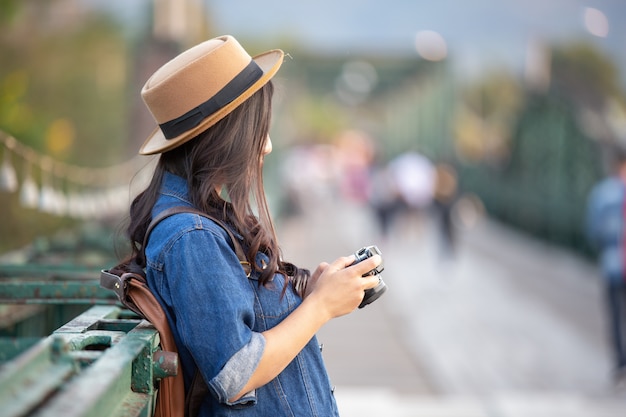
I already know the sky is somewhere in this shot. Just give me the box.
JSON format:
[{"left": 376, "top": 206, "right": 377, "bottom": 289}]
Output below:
[
  {"left": 88, "top": 0, "right": 626, "bottom": 83},
  {"left": 207, "top": 0, "right": 625, "bottom": 80}
]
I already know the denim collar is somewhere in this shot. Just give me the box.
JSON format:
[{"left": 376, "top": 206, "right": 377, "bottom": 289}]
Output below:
[
  {"left": 156, "top": 172, "right": 246, "bottom": 244},
  {"left": 159, "top": 171, "right": 193, "bottom": 206}
]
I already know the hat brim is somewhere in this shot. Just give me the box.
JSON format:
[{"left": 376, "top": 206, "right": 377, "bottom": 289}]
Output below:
[{"left": 139, "top": 49, "right": 284, "bottom": 155}]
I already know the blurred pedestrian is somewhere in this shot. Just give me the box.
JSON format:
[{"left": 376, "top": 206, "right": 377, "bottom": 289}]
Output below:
[
  {"left": 116, "top": 35, "right": 381, "bottom": 416},
  {"left": 388, "top": 151, "right": 435, "bottom": 211},
  {"left": 368, "top": 161, "right": 402, "bottom": 239},
  {"left": 433, "top": 163, "right": 459, "bottom": 258},
  {"left": 386, "top": 151, "right": 436, "bottom": 239},
  {"left": 586, "top": 145, "right": 626, "bottom": 385}
]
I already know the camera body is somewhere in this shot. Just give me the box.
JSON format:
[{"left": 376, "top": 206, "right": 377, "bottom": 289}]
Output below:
[{"left": 351, "top": 245, "right": 387, "bottom": 308}]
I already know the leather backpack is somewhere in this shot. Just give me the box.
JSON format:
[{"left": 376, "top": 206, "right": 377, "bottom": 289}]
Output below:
[{"left": 101, "top": 206, "right": 251, "bottom": 417}]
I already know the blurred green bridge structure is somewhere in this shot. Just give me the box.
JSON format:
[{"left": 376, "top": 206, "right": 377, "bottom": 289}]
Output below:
[
  {"left": 370, "top": 62, "right": 607, "bottom": 258},
  {"left": 0, "top": 227, "right": 172, "bottom": 417},
  {"left": 278, "top": 46, "right": 615, "bottom": 258}
]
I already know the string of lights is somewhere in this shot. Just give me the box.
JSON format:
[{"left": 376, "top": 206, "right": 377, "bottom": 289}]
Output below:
[{"left": 0, "top": 131, "right": 153, "bottom": 219}]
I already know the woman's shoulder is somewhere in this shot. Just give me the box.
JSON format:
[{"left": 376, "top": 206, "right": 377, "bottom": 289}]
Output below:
[
  {"left": 144, "top": 210, "right": 248, "bottom": 290},
  {"left": 147, "top": 208, "right": 237, "bottom": 254},
  {"left": 158, "top": 210, "right": 232, "bottom": 240},
  {"left": 145, "top": 209, "right": 245, "bottom": 272}
]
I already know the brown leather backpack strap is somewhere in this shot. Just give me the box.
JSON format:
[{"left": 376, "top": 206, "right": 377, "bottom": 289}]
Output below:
[{"left": 126, "top": 278, "right": 185, "bottom": 417}]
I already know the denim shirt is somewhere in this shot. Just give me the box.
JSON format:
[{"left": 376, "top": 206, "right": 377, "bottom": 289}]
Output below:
[
  {"left": 586, "top": 176, "right": 626, "bottom": 284},
  {"left": 144, "top": 172, "right": 339, "bottom": 417}
]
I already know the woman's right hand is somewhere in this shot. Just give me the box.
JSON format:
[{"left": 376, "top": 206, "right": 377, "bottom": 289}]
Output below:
[
  {"left": 306, "top": 254, "right": 382, "bottom": 320},
  {"left": 237, "top": 252, "right": 382, "bottom": 401}
]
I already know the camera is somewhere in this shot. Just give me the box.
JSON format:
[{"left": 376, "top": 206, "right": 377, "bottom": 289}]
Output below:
[{"left": 350, "top": 245, "right": 387, "bottom": 308}]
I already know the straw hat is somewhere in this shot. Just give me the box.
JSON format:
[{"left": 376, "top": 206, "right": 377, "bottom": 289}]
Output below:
[{"left": 139, "top": 35, "right": 284, "bottom": 155}]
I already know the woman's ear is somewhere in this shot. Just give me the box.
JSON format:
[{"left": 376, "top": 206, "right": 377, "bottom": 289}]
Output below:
[{"left": 263, "top": 135, "right": 273, "bottom": 156}]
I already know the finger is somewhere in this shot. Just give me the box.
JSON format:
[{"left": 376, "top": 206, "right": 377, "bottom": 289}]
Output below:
[
  {"left": 314, "top": 261, "right": 330, "bottom": 274},
  {"left": 329, "top": 255, "right": 356, "bottom": 270},
  {"left": 312, "top": 262, "right": 329, "bottom": 281},
  {"left": 361, "top": 274, "right": 382, "bottom": 290},
  {"left": 348, "top": 254, "right": 382, "bottom": 276}
]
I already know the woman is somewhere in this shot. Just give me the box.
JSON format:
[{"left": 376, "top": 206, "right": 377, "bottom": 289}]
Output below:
[{"left": 124, "top": 35, "right": 381, "bottom": 416}]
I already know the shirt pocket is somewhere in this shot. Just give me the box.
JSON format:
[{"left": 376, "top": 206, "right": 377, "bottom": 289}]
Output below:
[{"left": 248, "top": 271, "right": 300, "bottom": 331}]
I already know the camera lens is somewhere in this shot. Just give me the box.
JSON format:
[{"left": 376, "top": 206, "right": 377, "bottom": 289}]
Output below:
[{"left": 359, "top": 276, "right": 387, "bottom": 308}]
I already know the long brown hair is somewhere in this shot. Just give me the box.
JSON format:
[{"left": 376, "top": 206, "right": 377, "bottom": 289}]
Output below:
[{"left": 125, "top": 81, "right": 307, "bottom": 286}]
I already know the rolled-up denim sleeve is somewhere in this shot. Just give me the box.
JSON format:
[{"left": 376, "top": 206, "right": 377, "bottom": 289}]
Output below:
[
  {"left": 162, "top": 220, "right": 263, "bottom": 406},
  {"left": 208, "top": 332, "right": 265, "bottom": 405}
]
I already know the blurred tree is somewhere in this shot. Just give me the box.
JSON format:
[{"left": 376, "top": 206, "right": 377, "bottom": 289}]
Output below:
[
  {"left": 0, "top": 0, "right": 20, "bottom": 24},
  {"left": 456, "top": 71, "right": 524, "bottom": 165},
  {"left": 0, "top": 1, "right": 130, "bottom": 166},
  {"left": 551, "top": 42, "right": 623, "bottom": 111},
  {"left": 0, "top": 1, "right": 134, "bottom": 253}
]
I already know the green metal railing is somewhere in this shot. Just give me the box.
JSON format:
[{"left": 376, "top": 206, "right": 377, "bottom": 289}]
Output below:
[
  {"left": 0, "top": 259, "right": 178, "bottom": 417},
  {"left": 0, "top": 305, "right": 177, "bottom": 417},
  {"left": 0, "top": 265, "right": 120, "bottom": 363}
]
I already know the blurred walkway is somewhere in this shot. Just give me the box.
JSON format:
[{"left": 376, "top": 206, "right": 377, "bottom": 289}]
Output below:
[{"left": 276, "top": 197, "right": 626, "bottom": 416}]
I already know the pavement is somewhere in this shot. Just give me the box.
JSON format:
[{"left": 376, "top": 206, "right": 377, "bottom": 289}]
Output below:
[{"left": 275, "top": 196, "right": 626, "bottom": 417}]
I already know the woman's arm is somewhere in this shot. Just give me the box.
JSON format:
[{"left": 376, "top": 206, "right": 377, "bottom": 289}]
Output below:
[{"left": 230, "top": 254, "right": 382, "bottom": 401}]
